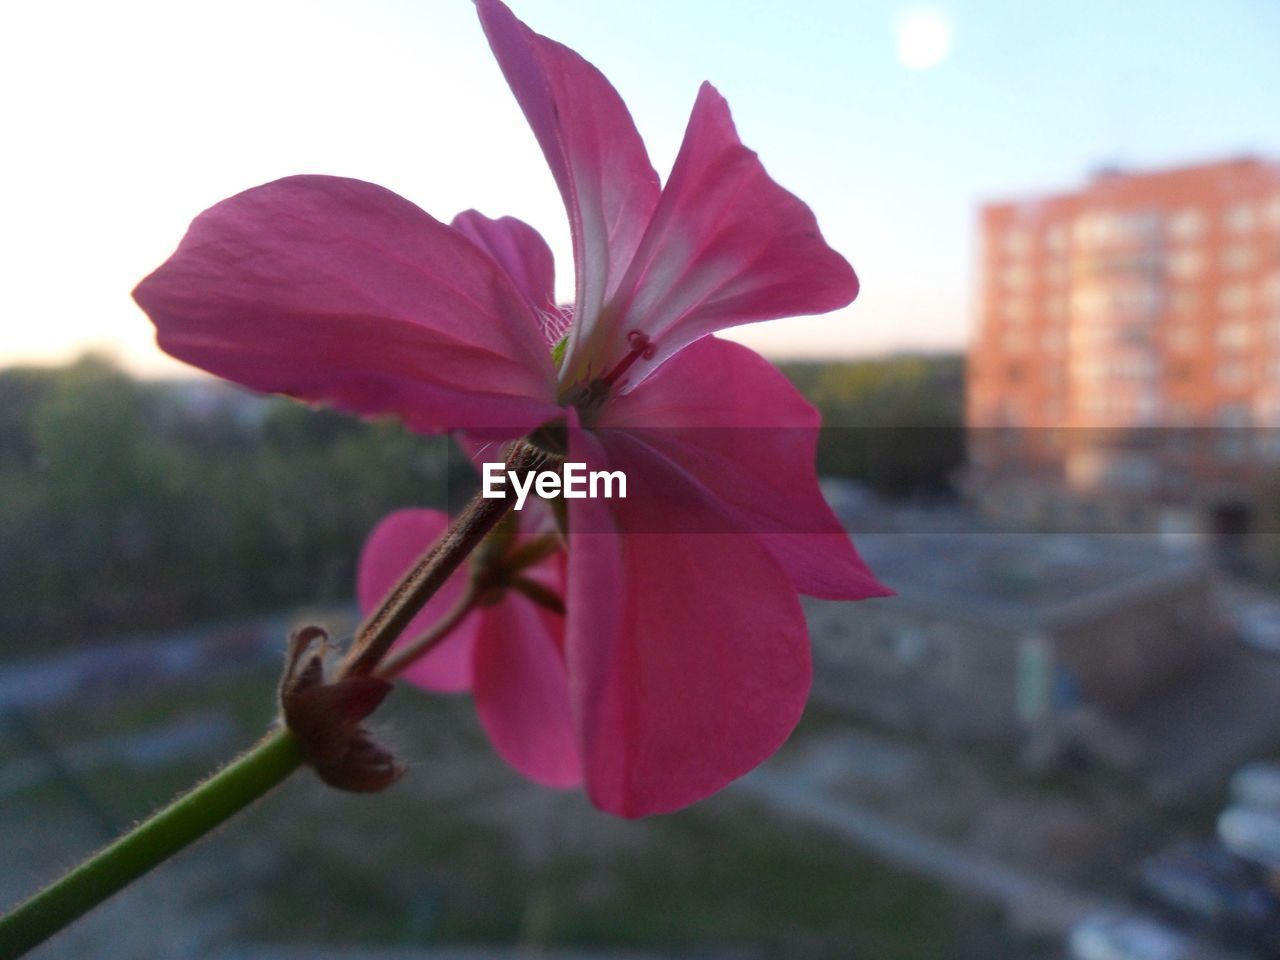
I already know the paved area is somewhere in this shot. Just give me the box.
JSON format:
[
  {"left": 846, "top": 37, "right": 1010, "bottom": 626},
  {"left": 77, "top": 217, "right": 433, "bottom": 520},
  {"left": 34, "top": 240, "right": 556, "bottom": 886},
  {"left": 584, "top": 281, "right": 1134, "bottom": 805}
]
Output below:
[
  {"left": 0, "top": 615, "right": 290, "bottom": 713},
  {"left": 1132, "top": 644, "right": 1280, "bottom": 795},
  {"left": 0, "top": 711, "right": 234, "bottom": 799},
  {"left": 740, "top": 770, "right": 1106, "bottom": 935},
  {"left": 224, "top": 950, "right": 751, "bottom": 960}
]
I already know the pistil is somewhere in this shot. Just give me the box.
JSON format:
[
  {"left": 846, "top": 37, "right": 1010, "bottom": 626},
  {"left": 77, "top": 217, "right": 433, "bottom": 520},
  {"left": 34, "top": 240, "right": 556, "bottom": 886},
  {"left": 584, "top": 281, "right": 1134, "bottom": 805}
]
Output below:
[{"left": 600, "top": 330, "right": 656, "bottom": 388}]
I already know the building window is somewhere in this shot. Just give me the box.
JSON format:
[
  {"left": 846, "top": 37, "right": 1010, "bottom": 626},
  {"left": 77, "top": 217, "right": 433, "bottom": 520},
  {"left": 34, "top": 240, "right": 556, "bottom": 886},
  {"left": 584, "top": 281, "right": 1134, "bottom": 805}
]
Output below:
[
  {"left": 1264, "top": 272, "right": 1280, "bottom": 307},
  {"left": 1079, "top": 212, "right": 1129, "bottom": 246},
  {"left": 1079, "top": 395, "right": 1125, "bottom": 416},
  {"left": 1258, "top": 396, "right": 1280, "bottom": 432},
  {"left": 1108, "top": 355, "right": 1152, "bottom": 378},
  {"left": 1002, "top": 330, "right": 1028, "bottom": 352},
  {"left": 1073, "top": 360, "right": 1103, "bottom": 381},
  {"left": 1253, "top": 397, "right": 1280, "bottom": 431},
  {"left": 999, "top": 399, "right": 1026, "bottom": 425},
  {"left": 1218, "top": 323, "right": 1252, "bottom": 351},
  {"left": 1168, "top": 248, "right": 1203, "bottom": 279},
  {"left": 1114, "top": 285, "right": 1160, "bottom": 313},
  {"left": 1001, "top": 297, "right": 1031, "bottom": 322},
  {"left": 1071, "top": 287, "right": 1108, "bottom": 316},
  {"left": 1169, "top": 207, "right": 1204, "bottom": 241},
  {"left": 1219, "top": 284, "right": 1252, "bottom": 313},
  {"left": 1001, "top": 264, "right": 1031, "bottom": 289},
  {"left": 1125, "top": 210, "right": 1164, "bottom": 241},
  {"left": 1217, "top": 363, "right": 1248, "bottom": 388},
  {"left": 1003, "top": 228, "right": 1031, "bottom": 257},
  {"left": 1216, "top": 403, "right": 1251, "bottom": 427},
  {"left": 1222, "top": 245, "right": 1255, "bottom": 272},
  {"left": 1225, "top": 203, "right": 1256, "bottom": 234},
  {"left": 1170, "top": 289, "right": 1197, "bottom": 314}
]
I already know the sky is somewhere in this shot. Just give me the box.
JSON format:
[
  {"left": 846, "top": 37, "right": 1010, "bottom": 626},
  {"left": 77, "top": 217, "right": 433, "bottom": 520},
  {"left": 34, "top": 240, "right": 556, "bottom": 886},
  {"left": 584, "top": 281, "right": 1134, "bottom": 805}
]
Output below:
[{"left": 2, "top": 0, "right": 1279, "bottom": 377}]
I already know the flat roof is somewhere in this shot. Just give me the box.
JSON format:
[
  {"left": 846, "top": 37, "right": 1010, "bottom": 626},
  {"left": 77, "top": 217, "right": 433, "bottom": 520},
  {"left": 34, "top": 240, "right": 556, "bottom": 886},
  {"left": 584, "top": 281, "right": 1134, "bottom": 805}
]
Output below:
[{"left": 852, "top": 531, "right": 1208, "bottom": 630}]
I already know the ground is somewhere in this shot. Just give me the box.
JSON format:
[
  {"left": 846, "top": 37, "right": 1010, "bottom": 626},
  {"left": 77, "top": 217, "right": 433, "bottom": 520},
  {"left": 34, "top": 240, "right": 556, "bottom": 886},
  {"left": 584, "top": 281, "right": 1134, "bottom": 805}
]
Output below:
[
  {"left": 8, "top": 595, "right": 1276, "bottom": 960},
  {"left": 0, "top": 638, "right": 1053, "bottom": 960}
]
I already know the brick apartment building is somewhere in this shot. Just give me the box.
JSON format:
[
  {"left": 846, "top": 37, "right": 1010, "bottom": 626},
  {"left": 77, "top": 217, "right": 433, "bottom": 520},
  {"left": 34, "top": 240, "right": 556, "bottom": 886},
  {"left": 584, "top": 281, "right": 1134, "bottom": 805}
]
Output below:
[{"left": 967, "top": 157, "right": 1280, "bottom": 535}]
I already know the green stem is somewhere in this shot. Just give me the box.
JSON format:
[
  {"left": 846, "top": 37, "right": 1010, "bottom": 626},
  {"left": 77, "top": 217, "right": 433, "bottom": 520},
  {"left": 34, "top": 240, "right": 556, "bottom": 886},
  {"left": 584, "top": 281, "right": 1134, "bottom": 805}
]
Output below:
[
  {"left": 0, "top": 727, "right": 303, "bottom": 959},
  {"left": 1, "top": 438, "right": 551, "bottom": 956}
]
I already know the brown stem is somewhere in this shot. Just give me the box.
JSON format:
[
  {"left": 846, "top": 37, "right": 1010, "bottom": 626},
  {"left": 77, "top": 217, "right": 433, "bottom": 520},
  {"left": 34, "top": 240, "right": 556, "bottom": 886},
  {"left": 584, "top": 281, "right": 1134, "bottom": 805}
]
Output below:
[
  {"left": 375, "top": 587, "right": 479, "bottom": 680},
  {"left": 338, "top": 439, "right": 546, "bottom": 679},
  {"left": 509, "top": 575, "right": 566, "bottom": 615}
]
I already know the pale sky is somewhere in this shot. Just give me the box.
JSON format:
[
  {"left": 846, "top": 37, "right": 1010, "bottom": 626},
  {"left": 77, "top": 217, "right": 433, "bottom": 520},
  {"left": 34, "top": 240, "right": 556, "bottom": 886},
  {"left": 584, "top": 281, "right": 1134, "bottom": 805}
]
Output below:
[{"left": 3, "top": 0, "right": 1279, "bottom": 377}]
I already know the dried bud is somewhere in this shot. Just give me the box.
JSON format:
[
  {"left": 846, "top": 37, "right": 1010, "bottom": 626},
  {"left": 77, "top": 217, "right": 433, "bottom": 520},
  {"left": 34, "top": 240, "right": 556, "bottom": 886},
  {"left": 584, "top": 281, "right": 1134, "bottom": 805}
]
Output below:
[{"left": 279, "top": 625, "right": 403, "bottom": 793}]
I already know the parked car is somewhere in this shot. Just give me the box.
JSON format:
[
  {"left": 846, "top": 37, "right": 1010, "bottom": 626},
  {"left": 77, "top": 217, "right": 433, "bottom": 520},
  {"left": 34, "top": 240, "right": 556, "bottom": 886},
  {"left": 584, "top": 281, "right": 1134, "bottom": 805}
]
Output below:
[
  {"left": 1135, "top": 841, "right": 1280, "bottom": 953},
  {"left": 1232, "top": 764, "right": 1280, "bottom": 815},
  {"left": 1067, "top": 910, "right": 1232, "bottom": 960},
  {"left": 1232, "top": 603, "right": 1280, "bottom": 657},
  {"left": 1220, "top": 806, "right": 1280, "bottom": 871}
]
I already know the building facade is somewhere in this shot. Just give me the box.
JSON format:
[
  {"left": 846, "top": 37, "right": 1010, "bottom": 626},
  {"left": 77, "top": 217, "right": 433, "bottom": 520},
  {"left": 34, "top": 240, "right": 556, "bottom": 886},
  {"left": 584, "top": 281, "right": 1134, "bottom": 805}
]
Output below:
[
  {"left": 967, "top": 158, "right": 1280, "bottom": 534},
  {"left": 808, "top": 532, "right": 1225, "bottom": 741}
]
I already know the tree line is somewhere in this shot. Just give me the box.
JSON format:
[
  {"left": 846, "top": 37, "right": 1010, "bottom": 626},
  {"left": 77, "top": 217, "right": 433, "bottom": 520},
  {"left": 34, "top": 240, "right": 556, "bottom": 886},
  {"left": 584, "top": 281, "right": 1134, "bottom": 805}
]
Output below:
[{"left": 0, "top": 352, "right": 963, "bottom": 654}]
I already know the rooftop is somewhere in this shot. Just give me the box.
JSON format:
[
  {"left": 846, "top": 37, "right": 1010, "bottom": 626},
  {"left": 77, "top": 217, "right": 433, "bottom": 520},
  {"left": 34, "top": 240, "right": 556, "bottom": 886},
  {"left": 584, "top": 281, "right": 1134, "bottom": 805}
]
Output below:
[{"left": 839, "top": 496, "right": 1210, "bottom": 629}]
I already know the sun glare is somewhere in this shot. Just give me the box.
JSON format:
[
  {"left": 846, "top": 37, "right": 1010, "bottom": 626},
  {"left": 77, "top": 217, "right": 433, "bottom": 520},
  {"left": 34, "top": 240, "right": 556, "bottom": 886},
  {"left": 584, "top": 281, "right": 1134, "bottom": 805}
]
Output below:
[{"left": 895, "top": 8, "right": 952, "bottom": 70}]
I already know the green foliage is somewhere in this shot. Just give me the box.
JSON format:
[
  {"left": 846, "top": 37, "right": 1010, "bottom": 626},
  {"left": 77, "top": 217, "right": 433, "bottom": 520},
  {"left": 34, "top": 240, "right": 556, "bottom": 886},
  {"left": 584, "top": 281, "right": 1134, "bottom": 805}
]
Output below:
[
  {"left": 778, "top": 354, "right": 965, "bottom": 496},
  {"left": 0, "top": 352, "right": 964, "bottom": 654},
  {"left": 0, "top": 355, "right": 451, "bottom": 654}
]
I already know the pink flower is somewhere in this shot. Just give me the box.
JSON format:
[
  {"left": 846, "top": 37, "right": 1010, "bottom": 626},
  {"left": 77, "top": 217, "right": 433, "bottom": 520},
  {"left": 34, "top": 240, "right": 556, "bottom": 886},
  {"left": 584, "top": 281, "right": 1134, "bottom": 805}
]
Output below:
[
  {"left": 133, "top": 0, "right": 889, "bottom": 816},
  {"left": 358, "top": 506, "right": 579, "bottom": 789}
]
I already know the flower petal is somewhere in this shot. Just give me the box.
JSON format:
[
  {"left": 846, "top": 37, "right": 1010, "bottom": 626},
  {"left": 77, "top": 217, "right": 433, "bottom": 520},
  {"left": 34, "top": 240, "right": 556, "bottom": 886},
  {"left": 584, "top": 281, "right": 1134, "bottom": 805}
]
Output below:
[
  {"left": 600, "top": 83, "right": 859, "bottom": 388},
  {"left": 475, "top": 0, "right": 660, "bottom": 370},
  {"left": 450, "top": 210, "right": 568, "bottom": 346},
  {"left": 134, "top": 175, "right": 560, "bottom": 433},
  {"left": 356, "top": 509, "right": 479, "bottom": 692},
  {"left": 473, "top": 590, "right": 581, "bottom": 788},
  {"left": 596, "top": 338, "right": 889, "bottom": 600},
  {"left": 566, "top": 430, "right": 811, "bottom": 818}
]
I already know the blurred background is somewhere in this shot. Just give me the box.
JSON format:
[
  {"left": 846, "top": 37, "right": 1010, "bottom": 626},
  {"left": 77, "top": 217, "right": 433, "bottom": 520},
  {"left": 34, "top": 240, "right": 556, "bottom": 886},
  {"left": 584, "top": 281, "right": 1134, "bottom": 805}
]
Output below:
[{"left": 4, "top": 1, "right": 1280, "bottom": 958}]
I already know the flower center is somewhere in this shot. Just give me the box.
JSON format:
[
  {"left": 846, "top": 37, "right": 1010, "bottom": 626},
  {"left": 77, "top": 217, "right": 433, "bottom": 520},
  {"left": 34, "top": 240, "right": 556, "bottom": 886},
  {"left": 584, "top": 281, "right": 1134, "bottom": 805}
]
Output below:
[
  {"left": 561, "top": 330, "right": 655, "bottom": 421},
  {"left": 600, "top": 330, "right": 655, "bottom": 389}
]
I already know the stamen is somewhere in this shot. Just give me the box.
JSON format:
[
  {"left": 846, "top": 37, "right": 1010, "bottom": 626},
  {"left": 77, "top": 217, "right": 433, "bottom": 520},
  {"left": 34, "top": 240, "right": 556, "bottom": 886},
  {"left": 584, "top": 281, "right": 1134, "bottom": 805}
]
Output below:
[{"left": 600, "top": 330, "right": 656, "bottom": 388}]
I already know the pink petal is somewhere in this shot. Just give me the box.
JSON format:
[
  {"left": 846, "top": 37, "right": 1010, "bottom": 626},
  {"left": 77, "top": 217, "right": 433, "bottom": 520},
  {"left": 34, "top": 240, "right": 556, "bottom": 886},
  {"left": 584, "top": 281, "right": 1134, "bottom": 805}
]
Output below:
[
  {"left": 134, "top": 176, "right": 560, "bottom": 434},
  {"left": 473, "top": 591, "right": 581, "bottom": 788},
  {"left": 599, "top": 84, "right": 859, "bottom": 389},
  {"left": 596, "top": 338, "right": 889, "bottom": 601},
  {"left": 450, "top": 210, "right": 568, "bottom": 346},
  {"left": 356, "top": 509, "right": 479, "bottom": 692},
  {"left": 475, "top": 0, "right": 660, "bottom": 372},
  {"left": 565, "top": 430, "right": 811, "bottom": 818}
]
